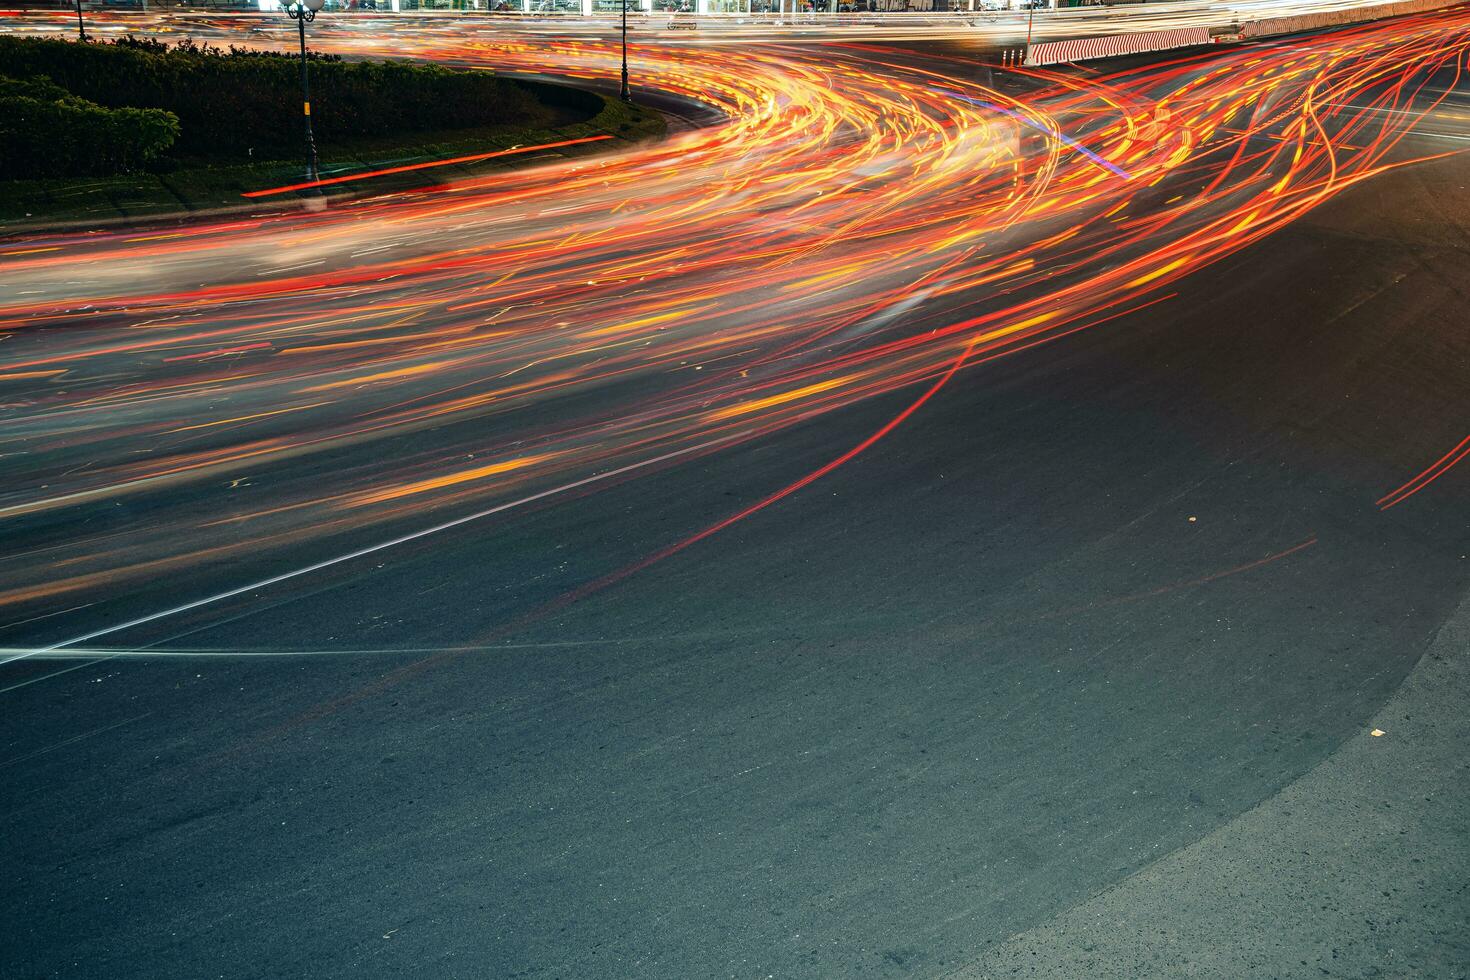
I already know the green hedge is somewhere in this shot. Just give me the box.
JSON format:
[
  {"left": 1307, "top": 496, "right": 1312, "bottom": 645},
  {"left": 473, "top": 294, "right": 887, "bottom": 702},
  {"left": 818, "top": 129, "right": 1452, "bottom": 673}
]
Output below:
[
  {"left": 0, "top": 36, "right": 551, "bottom": 157},
  {"left": 0, "top": 73, "right": 179, "bottom": 178}
]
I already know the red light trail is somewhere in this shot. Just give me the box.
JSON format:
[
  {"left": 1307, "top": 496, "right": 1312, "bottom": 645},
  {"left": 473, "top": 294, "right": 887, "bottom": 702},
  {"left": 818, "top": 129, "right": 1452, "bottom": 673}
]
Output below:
[
  {"left": 0, "top": 9, "right": 1467, "bottom": 635},
  {"left": 1377, "top": 434, "right": 1470, "bottom": 511}
]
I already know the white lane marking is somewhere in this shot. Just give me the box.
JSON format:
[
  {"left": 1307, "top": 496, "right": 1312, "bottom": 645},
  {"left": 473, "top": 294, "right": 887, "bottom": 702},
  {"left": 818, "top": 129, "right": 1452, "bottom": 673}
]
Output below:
[
  {"left": 0, "top": 713, "right": 154, "bottom": 769},
  {"left": 1, "top": 433, "right": 744, "bottom": 667}
]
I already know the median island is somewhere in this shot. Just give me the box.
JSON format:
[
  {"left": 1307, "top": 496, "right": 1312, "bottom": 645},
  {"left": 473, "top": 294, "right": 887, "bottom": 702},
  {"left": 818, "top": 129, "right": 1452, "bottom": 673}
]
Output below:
[{"left": 0, "top": 35, "right": 663, "bottom": 224}]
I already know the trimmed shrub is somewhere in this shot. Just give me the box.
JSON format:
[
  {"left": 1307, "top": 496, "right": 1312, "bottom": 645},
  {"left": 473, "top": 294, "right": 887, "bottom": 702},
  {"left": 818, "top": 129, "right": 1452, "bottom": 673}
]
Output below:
[
  {"left": 0, "top": 35, "right": 559, "bottom": 158},
  {"left": 0, "top": 73, "right": 73, "bottom": 102},
  {"left": 0, "top": 73, "right": 179, "bottom": 178}
]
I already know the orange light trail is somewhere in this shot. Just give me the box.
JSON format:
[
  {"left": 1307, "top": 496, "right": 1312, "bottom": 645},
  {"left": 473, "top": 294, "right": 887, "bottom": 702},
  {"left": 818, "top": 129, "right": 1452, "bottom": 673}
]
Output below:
[
  {"left": 0, "top": 9, "right": 1467, "bottom": 633},
  {"left": 239, "top": 135, "right": 616, "bottom": 197}
]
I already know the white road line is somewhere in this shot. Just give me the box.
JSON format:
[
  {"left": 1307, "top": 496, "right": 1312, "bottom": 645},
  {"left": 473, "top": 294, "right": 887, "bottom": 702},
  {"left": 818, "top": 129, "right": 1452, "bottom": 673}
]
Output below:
[{"left": 1, "top": 432, "right": 744, "bottom": 667}]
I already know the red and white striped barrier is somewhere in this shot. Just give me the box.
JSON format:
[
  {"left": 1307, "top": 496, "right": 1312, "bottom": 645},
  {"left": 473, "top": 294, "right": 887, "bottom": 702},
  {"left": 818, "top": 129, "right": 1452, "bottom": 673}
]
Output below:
[{"left": 1024, "top": 26, "right": 1211, "bottom": 66}]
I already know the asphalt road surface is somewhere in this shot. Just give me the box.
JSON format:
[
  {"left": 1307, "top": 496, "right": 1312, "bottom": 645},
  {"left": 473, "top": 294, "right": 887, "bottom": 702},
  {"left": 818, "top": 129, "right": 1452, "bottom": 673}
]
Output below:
[{"left": 1, "top": 12, "right": 1468, "bottom": 979}]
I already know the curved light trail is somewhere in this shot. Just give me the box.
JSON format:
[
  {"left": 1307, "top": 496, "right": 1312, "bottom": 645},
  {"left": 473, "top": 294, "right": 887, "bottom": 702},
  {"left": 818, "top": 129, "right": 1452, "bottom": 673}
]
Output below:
[{"left": 1, "top": 9, "right": 1467, "bottom": 652}]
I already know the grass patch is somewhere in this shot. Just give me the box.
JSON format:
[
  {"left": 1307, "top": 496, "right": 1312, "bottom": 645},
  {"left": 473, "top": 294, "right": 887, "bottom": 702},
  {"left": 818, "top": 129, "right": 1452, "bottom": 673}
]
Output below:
[
  {"left": 0, "top": 36, "right": 665, "bottom": 226},
  {"left": 0, "top": 83, "right": 663, "bottom": 225}
]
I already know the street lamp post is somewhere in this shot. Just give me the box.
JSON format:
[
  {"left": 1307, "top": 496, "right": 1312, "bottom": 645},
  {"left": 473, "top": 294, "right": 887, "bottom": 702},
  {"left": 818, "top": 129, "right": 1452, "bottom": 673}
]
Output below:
[
  {"left": 620, "top": 0, "right": 632, "bottom": 102},
  {"left": 284, "top": 0, "right": 324, "bottom": 183},
  {"left": 73, "top": 0, "right": 87, "bottom": 42}
]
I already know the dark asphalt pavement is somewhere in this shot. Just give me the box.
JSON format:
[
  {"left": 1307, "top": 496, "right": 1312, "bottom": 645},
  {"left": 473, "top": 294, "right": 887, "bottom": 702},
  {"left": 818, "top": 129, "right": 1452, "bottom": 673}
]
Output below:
[{"left": 3, "top": 37, "right": 1469, "bottom": 980}]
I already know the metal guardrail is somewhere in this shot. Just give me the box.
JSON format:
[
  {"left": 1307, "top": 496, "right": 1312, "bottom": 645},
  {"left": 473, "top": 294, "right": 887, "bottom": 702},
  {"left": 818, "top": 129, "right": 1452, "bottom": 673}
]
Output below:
[
  {"left": 1239, "top": 0, "right": 1458, "bottom": 35},
  {"left": 1024, "top": 0, "right": 1461, "bottom": 65},
  {"left": 11, "top": 0, "right": 1187, "bottom": 16}
]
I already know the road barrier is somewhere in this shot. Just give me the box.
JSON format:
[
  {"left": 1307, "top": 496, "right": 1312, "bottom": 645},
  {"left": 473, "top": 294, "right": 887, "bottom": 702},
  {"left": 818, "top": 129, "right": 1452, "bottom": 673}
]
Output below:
[
  {"left": 1025, "top": 0, "right": 1462, "bottom": 66},
  {"left": 1240, "top": 0, "right": 1460, "bottom": 36},
  {"left": 1024, "top": 26, "right": 1209, "bottom": 66}
]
